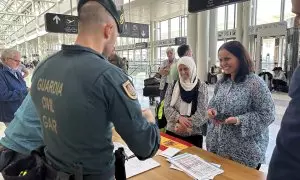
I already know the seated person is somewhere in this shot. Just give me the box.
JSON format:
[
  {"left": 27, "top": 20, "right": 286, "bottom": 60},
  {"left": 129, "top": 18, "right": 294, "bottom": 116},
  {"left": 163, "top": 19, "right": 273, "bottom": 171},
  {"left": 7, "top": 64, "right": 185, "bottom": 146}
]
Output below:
[{"left": 272, "top": 67, "right": 287, "bottom": 91}]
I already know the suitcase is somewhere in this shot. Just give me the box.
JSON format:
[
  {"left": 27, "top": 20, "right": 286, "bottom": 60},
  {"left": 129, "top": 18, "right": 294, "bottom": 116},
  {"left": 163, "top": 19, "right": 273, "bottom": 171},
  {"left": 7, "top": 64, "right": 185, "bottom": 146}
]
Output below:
[
  {"left": 144, "top": 77, "right": 160, "bottom": 86},
  {"left": 143, "top": 85, "right": 160, "bottom": 97}
]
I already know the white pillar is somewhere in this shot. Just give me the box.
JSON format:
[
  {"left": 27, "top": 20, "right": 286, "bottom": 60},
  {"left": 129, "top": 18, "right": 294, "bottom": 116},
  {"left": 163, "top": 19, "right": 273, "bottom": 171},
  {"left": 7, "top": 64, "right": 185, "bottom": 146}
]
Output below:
[
  {"left": 236, "top": 3, "right": 243, "bottom": 42},
  {"left": 196, "top": 11, "right": 209, "bottom": 82},
  {"left": 187, "top": 13, "right": 197, "bottom": 60},
  {"left": 150, "top": 21, "right": 155, "bottom": 65},
  {"left": 255, "top": 36, "right": 262, "bottom": 74},
  {"left": 209, "top": 9, "right": 218, "bottom": 68},
  {"left": 242, "top": 1, "right": 251, "bottom": 50}
]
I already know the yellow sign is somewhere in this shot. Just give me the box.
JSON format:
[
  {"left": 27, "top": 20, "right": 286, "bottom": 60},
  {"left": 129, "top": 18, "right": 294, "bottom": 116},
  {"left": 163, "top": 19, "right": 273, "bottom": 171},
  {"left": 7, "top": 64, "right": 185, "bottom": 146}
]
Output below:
[{"left": 160, "top": 135, "right": 189, "bottom": 150}]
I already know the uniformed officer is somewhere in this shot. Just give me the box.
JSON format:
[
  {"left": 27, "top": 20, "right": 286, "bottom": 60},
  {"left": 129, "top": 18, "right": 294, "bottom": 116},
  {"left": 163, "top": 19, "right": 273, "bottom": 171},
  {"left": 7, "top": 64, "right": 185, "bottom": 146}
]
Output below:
[{"left": 30, "top": 0, "right": 160, "bottom": 179}]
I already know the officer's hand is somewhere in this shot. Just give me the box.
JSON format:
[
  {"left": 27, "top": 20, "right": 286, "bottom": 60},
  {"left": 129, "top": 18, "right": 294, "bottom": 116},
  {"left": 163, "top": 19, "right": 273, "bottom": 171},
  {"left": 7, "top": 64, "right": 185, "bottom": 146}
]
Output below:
[{"left": 142, "top": 109, "right": 155, "bottom": 124}]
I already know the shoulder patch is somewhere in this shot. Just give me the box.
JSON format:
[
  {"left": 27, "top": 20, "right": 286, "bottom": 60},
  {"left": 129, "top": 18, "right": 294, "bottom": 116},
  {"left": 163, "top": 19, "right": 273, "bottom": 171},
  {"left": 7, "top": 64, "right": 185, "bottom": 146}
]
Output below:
[{"left": 122, "top": 80, "right": 137, "bottom": 100}]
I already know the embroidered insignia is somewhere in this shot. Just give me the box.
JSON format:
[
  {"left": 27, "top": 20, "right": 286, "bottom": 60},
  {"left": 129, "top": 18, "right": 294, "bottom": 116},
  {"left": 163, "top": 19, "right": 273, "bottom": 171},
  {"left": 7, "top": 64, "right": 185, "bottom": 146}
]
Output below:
[{"left": 122, "top": 80, "right": 137, "bottom": 100}]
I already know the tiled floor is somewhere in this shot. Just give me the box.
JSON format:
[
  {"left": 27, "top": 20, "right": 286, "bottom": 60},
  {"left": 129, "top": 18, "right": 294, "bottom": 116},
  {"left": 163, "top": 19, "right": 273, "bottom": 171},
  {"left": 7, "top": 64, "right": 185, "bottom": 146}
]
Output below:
[{"left": 0, "top": 72, "right": 290, "bottom": 175}]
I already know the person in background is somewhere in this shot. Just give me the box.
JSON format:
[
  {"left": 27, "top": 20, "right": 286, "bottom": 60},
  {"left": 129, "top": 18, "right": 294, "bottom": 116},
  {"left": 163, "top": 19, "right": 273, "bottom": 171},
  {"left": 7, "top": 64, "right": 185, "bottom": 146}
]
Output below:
[
  {"left": 0, "top": 49, "right": 28, "bottom": 126},
  {"left": 159, "top": 47, "right": 177, "bottom": 101},
  {"left": 0, "top": 94, "right": 43, "bottom": 171},
  {"left": 267, "top": 0, "right": 300, "bottom": 178},
  {"left": 177, "top": 44, "right": 193, "bottom": 58},
  {"left": 108, "top": 50, "right": 127, "bottom": 74},
  {"left": 272, "top": 67, "right": 287, "bottom": 91},
  {"left": 18, "top": 62, "right": 29, "bottom": 78},
  {"left": 206, "top": 41, "right": 275, "bottom": 169},
  {"left": 164, "top": 56, "right": 208, "bottom": 148}
]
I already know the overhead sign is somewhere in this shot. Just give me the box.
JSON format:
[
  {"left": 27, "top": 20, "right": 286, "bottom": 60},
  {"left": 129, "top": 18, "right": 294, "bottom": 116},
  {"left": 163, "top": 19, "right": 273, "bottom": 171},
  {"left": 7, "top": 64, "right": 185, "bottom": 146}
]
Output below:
[
  {"left": 188, "top": 0, "right": 250, "bottom": 13},
  {"left": 175, "top": 37, "right": 187, "bottom": 45},
  {"left": 135, "top": 42, "right": 148, "bottom": 49},
  {"left": 45, "top": 13, "right": 78, "bottom": 34},
  {"left": 120, "top": 22, "right": 149, "bottom": 38}
]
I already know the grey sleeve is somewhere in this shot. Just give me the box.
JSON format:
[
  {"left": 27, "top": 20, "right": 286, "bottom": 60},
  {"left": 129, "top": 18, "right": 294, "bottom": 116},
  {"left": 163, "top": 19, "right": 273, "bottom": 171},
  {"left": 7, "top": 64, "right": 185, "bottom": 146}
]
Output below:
[
  {"left": 190, "top": 83, "right": 208, "bottom": 132},
  {"left": 97, "top": 68, "right": 160, "bottom": 160},
  {"left": 237, "top": 78, "right": 275, "bottom": 137},
  {"left": 164, "top": 82, "right": 180, "bottom": 128}
]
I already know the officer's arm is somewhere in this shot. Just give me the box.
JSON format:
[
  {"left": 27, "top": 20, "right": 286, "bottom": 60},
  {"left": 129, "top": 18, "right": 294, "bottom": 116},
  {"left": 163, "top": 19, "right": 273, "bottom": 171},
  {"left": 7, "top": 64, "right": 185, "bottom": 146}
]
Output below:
[{"left": 96, "top": 68, "right": 160, "bottom": 160}]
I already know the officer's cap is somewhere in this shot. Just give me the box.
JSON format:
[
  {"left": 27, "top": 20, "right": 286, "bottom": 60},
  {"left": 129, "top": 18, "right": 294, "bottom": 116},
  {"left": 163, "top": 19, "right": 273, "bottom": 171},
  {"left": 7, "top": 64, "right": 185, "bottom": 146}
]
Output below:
[{"left": 77, "top": 0, "right": 124, "bottom": 33}]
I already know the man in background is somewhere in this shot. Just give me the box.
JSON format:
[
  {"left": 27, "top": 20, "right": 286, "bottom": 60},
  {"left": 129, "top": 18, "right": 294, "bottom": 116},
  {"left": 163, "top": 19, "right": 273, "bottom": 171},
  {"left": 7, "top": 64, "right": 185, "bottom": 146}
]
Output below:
[{"left": 159, "top": 47, "right": 176, "bottom": 101}]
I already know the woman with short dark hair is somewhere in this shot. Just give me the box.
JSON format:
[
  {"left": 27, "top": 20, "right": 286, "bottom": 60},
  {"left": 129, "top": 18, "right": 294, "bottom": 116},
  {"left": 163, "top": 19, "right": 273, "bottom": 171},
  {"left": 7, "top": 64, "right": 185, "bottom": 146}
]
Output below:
[{"left": 206, "top": 41, "right": 275, "bottom": 169}]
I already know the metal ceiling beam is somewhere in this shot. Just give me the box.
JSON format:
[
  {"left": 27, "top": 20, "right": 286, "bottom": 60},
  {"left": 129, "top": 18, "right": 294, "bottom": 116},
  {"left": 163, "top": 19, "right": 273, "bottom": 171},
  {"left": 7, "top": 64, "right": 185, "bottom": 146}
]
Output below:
[
  {"left": 0, "top": 22, "right": 28, "bottom": 26},
  {"left": 0, "top": 11, "right": 35, "bottom": 17}
]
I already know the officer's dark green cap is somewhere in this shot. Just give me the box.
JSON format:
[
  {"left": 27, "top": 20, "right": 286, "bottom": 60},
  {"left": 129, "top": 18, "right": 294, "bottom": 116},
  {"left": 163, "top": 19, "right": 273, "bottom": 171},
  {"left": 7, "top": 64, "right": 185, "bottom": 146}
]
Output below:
[{"left": 77, "top": 0, "right": 124, "bottom": 33}]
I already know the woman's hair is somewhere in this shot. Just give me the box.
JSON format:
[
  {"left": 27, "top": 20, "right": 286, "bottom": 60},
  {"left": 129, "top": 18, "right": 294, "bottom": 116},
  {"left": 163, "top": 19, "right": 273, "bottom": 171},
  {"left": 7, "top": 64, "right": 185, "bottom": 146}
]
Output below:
[{"left": 218, "top": 41, "right": 254, "bottom": 83}]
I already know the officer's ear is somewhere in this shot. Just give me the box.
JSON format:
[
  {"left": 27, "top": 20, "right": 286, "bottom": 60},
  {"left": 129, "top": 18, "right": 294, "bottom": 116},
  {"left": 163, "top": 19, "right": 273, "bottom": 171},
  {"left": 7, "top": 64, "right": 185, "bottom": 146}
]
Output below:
[{"left": 104, "top": 23, "right": 114, "bottom": 39}]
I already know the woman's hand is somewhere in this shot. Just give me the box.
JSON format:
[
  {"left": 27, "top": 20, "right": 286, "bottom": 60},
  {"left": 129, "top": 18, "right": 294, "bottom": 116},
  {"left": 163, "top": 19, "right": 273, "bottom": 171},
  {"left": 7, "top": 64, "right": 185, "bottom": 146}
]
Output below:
[
  {"left": 178, "top": 116, "right": 192, "bottom": 128},
  {"left": 224, "top": 117, "right": 239, "bottom": 125},
  {"left": 175, "top": 123, "right": 187, "bottom": 133},
  {"left": 207, "top": 108, "right": 217, "bottom": 119}
]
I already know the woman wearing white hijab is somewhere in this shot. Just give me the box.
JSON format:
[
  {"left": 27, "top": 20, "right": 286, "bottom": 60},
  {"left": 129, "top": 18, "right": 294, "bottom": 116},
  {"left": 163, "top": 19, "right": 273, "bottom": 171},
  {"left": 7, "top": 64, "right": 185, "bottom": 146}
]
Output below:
[{"left": 164, "top": 56, "right": 208, "bottom": 148}]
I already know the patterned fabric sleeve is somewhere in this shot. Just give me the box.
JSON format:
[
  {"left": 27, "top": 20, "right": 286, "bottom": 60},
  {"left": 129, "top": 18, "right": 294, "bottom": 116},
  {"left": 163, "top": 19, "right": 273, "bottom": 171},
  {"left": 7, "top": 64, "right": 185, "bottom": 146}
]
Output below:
[
  {"left": 208, "top": 80, "right": 221, "bottom": 109},
  {"left": 164, "top": 82, "right": 180, "bottom": 129},
  {"left": 237, "top": 77, "right": 275, "bottom": 137},
  {"left": 190, "top": 82, "right": 208, "bottom": 132}
]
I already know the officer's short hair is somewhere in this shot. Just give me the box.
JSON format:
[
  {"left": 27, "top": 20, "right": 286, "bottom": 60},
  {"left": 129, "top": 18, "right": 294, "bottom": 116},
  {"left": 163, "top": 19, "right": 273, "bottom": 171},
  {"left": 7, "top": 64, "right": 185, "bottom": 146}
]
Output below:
[
  {"left": 177, "top": 45, "right": 190, "bottom": 58},
  {"left": 166, "top": 47, "right": 175, "bottom": 54},
  {"left": 1, "top": 49, "right": 20, "bottom": 61},
  {"left": 78, "top": 1, "right": 110, "bottom": 26}
]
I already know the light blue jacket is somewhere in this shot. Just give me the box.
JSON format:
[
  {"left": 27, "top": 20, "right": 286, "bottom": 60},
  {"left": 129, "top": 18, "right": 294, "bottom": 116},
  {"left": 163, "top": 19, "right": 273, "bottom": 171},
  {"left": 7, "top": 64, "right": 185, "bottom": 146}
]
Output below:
[{"left": 0, "top": 94, "right": 43, "bottom": 155}]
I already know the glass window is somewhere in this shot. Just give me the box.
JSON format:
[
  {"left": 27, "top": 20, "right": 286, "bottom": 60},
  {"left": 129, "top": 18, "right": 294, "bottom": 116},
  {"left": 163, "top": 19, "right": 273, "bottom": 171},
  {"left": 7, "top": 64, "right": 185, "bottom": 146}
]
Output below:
[
  {"left": 117, "top": 37, "right": 121, "bottom": 46},
  {"left": 285, "top": 0, "right": 296, "bottom": 20},
  {"left": 160, "top": 47, "right": 168, "bottom": 61},
  {"left": 121, "top": 37, "right": 127, "bottom": 45},
  {"left": 128, "top": 38, "right": 134, "bottom": 44},
  {"left": 128, "top": 50, "right": 134, "bottom": 63},
  {"left": 123, "top": 50, "right": 128, "bottom": 60},
  {"left": 156, "top": 47, "right": 161, "bottom": 62},
  {"left": 171, "top": 17, "right": 180, "bottom": 38},
  {"left": 257, "top": 0, "right": 281, "bottom": 25},
  {"left": 227, "top": 4, "right": 236, "bottom": 29},
  {"left": 160, "top": 20, "right": 169, "bottom": 40},
  {"left": 183, "top": 16, "right": 187, "bottom": 37},
  {"left": 156, "top": 22, "right": 161, "bottom": 41},
  {"left": 217, "top": 6, "right": 225, "bottom": 30}
]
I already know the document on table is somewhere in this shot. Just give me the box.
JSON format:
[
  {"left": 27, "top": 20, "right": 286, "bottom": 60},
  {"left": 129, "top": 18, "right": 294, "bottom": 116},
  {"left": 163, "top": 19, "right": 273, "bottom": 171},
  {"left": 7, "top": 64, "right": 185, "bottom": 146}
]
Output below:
[
  {"left": 113, "top": 142, "right": 160, "bottom": 178},
  {"left": 160, "top": 147, "right": 181, "bottom": 158},
  {"left": 169, "top": 153, "right": 224, "bottom": 180},
  {"left": 125, "top": 157, "right": 160, "bottom": 178}
]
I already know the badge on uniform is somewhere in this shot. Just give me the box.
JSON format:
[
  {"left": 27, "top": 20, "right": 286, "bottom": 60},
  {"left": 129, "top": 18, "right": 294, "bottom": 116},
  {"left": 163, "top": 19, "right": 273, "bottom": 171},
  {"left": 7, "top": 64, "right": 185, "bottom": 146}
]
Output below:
[{"left": 122, "top": 80, "right": 137, "bottom": 100}]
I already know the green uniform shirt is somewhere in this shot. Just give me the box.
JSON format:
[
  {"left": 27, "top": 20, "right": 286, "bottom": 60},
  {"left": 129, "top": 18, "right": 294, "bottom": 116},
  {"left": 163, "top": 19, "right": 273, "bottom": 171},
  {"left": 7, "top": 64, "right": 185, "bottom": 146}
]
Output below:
[{"left": 30, "top": 45, "right": 160, "bottom": 177}]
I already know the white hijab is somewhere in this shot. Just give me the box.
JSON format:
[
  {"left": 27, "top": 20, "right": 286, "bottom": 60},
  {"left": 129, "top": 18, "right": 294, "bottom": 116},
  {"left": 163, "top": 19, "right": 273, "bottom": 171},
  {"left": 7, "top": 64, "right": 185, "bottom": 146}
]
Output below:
[{"left": 170, "top": 56, "right": 198, "bottom": 116}]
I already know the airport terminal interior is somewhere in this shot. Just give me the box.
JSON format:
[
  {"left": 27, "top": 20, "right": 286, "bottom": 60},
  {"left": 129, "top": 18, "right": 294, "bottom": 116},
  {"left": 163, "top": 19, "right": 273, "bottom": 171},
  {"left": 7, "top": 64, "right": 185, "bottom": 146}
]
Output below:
[{"left": 0, "top": 0, "right": 299, "bottom": 179}]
